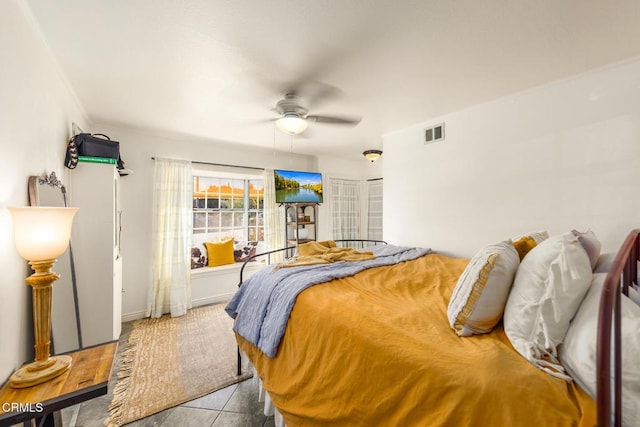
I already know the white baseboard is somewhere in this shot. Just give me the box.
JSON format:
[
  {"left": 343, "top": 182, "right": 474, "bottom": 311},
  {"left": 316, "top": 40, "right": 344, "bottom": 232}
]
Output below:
[
  {"left": 191, "top": 292, "right": 235, "bottom": 308},
  {"left": 120, "top": 310, "right": 147, "bottom": 323},
  {"left": 120, "top": 292, "right": 236, "bottom": 323}
]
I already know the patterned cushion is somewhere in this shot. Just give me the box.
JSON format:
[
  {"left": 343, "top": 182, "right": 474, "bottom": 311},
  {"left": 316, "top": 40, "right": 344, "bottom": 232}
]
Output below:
[
  {"left": 191, "top": 244, "right": 208, "bottom": 269},
  {"left": 234, "top": 241, "right": 258, "bottom": 263}
]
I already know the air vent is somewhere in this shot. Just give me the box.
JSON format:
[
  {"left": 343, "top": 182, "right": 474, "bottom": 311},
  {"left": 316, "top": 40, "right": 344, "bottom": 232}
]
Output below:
[{"left": 424, "top": 123, "right": 444, "bottom": 144}]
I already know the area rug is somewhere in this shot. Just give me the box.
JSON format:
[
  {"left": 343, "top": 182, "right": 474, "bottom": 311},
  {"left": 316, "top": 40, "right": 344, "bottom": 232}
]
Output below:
[{"left": 106, "top": 303, "right": 252, "bottom": 426}]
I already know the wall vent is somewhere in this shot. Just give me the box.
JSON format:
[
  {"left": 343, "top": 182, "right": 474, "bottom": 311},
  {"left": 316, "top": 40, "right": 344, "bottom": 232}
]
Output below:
[{"left": 424, "top": 123, "right": 444, "bottom": 144}]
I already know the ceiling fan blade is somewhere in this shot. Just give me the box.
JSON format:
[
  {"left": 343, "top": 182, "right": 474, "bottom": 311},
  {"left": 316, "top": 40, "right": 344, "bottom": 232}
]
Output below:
[
  {"left": 272, "top": 80, "right": 343, "bottom": 109},
  {"left": 306, "top": 115, "right": 362, "bottom": 126},
  {"left": 297, "top": 81, "right": 345, "bottom": 109},
  {"left": 254, "top": 117, "right": 278, "bottom": 124}
]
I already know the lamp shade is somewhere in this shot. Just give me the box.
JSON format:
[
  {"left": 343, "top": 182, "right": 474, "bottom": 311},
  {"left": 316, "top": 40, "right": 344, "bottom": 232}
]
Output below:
[
  {"left": 363, "top": 149, "right": 382, "bottom": 162},
  {"left": 275, "top": 114, "right": 308, "bottom": 135},
  {"left": 9, "top": 206, "right": 78, "bottom": 261}
]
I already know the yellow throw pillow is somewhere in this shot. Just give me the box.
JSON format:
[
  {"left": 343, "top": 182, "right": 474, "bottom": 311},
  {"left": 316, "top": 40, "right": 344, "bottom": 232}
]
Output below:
[
  {"left": 205, "top": 239, "right": 235, "bottom": 267},
  {"left": 512, "top": 236, "right": 537, "bottom": 261},
  {"left": 512, "top": 231, "right": 549, "bottom": 261}
]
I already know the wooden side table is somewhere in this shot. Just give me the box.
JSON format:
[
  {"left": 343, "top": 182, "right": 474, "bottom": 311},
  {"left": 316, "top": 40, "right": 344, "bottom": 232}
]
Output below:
[{"left": 0, "top": 341, "right": 118, "bottom": 427}]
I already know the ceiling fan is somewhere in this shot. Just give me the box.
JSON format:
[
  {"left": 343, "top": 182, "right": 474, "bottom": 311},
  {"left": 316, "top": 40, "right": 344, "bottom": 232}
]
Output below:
[{"left": 271, "top": 92, "right": 361, "bottom": 135}]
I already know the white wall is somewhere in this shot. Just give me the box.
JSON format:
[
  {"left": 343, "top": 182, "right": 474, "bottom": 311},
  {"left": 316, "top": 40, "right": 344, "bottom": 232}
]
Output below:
[
  {"left": 383, "top": 57, "right": 640, "bottom": 257},
  {"left": 0, "top": 0, "right": 87, "bottom": 382},
  {"left": 91, "top": 124, "right": 317, "bottom": 319}
]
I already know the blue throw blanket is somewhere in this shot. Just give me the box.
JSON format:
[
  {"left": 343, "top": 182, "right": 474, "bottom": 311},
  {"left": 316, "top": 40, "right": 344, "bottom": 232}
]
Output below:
[{"left": 225, "top": 245, "right": 431, "bottom": 357}]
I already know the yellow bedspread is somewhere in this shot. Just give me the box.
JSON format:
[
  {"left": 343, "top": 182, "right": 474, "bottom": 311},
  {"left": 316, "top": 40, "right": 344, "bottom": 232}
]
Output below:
[{"left": 237, "top": 253, "right": 596, "bottom": 426}]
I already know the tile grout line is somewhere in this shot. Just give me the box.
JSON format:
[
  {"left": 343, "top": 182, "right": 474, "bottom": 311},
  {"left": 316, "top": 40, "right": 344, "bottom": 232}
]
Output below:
[
  {"left": 221, "top": 383, "right": 240, "bottom": 412},
  {"left": 208, "top": 409, "right": 222, "bottom": 427}
]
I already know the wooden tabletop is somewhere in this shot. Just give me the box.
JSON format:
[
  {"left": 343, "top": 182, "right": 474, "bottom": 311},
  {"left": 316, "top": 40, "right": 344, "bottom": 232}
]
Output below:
[{"left": 0, "top": 341, "right": 117, "bottom": 426}]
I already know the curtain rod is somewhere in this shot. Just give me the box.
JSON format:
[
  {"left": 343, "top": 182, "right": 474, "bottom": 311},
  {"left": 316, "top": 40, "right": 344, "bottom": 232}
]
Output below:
[
  {"left": 151, "top": 157, "right": 264, "bottom": 171},
  {"left": 367, "top": 177, "right": 383, "bottom": 181}
]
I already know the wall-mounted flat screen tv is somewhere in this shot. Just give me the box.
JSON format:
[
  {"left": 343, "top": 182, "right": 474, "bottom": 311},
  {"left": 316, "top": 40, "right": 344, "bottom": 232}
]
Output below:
[{"left": 274, "top": 169, "right": 323, "bottom": 204}]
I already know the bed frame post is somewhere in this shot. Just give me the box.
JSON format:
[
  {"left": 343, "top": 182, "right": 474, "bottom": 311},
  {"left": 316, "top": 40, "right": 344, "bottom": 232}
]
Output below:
[{"left": 597, "top": 229, "right": 640, "bottom": 427}]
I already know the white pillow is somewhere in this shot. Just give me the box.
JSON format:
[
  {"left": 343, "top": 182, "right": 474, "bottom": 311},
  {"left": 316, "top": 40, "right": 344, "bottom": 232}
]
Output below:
[
  {"left": 560, "top": 273, "right": 640, "bottom": 427},
  {"left": 504, "top": 231, "right": 592, "bottom": 379},
  {"left": 594, "top": 252, "right": 616, "bottom": 274},
  {"left": 629, "top": 287, "right": 640, "bottom": 306},
  {"left": 448, "top": 240, "right": 520, "bottom": 336},
  {"left": 572, "top": 229, "right": 601, "bottom": 270}
]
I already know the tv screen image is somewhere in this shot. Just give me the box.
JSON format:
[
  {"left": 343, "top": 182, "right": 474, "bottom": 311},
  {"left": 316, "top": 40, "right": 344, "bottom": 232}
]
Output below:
[{"left": 274, "top": 169, "right": 323, "bottom": 203}]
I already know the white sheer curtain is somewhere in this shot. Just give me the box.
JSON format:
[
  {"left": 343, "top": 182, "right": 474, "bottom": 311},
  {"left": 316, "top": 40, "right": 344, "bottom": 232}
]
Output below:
[
  {"left": 146, "top": 158, "right": 193, "bottom": 318},
  {"left": 367, "top": 180, "right": 383, "bottom": 240},
  {"left": 263, "top": 169, "right": 285, "bottom": 261},
  {"left": 329, "top": 178, "right": 361, "bottom": 240}
]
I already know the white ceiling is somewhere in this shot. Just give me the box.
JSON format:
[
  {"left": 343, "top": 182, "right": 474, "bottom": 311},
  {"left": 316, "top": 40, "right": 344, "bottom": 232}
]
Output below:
[{"left": 24, "top": 0, "right": 640, "bottom": 160}]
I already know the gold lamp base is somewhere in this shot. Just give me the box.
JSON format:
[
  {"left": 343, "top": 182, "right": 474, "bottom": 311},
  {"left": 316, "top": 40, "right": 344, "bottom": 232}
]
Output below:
[
  {"left": 9, "top": 259, "right": 73, "bottom": 389},
  {"left": 9, "top": 355, "right": 72, "bottom": 388}
]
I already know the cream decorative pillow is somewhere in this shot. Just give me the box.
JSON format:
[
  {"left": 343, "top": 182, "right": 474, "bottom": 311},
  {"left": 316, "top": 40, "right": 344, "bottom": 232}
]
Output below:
[
  {"left": 560, "top": 273, "right": 640, "bottom": 426},
  {"left": 511, "top": 230, "right": 549, "bottom": 260},
  {"left": 503, "top": 232, "right": 592, "bottom": 379},
  {"left": 448, "top": 240, "right": 520, "bottom": 337}
]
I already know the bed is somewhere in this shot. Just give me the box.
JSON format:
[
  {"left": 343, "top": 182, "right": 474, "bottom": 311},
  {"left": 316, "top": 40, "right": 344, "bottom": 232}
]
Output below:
[{"left": 225, "top": 232, "right": 640, "bottom": 427}]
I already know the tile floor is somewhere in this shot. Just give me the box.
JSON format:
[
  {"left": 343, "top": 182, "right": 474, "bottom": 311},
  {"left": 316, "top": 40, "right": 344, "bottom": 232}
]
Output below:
[{"left": 60, "top": 320, "right": 274, "bottom": 427}]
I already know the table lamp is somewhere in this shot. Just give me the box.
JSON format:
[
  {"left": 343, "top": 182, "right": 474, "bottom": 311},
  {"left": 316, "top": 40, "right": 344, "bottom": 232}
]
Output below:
[{"left": 8, "top": 206, "right": 78, "bottom": 388}]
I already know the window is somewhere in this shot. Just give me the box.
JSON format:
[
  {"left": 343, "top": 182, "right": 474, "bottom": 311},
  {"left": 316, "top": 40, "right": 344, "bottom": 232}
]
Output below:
[{"left": 193, "top": 175, "right": 264, "bottom": 242}]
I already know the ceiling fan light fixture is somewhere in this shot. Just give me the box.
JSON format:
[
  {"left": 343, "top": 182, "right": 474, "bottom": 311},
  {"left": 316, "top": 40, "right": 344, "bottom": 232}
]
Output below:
[
  {"left": 363, "top": 149, "right": 382, "bottom": 162},
  {"left": 275, "top": 113, "right": 308, "bottom": 135}
]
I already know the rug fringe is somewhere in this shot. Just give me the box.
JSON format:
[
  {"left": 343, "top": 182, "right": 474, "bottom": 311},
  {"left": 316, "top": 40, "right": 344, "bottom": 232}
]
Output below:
[{"left": 104, "top": 321, "right": 142, "bottom": 427}]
